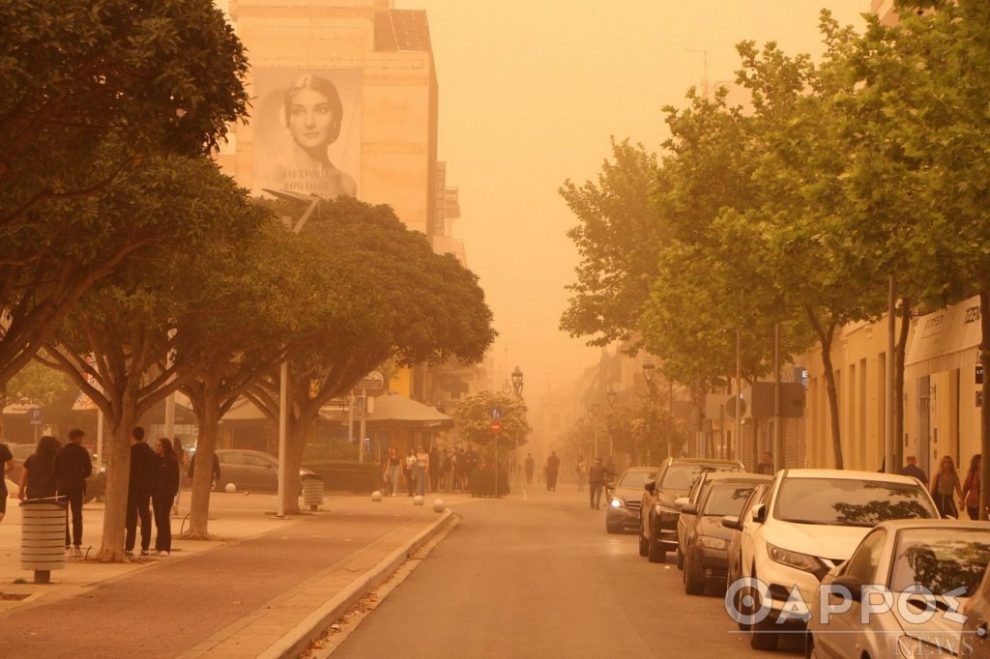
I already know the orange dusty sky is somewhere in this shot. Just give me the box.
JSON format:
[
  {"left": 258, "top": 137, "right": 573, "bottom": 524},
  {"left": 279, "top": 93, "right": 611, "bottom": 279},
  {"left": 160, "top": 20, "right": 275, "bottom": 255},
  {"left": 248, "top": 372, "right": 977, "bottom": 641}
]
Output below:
[{"left": 398, "top": 1, "right": 872, "bottom": 396}]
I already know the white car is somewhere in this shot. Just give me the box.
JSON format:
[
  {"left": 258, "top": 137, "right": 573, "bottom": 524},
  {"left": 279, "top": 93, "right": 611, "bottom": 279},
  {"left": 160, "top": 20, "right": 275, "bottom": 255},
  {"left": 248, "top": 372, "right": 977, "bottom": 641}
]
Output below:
[
  {"left": 722, "top": 469, "right": 940, "bottom": 651},
  {"left": 807, "top": 519, "right": 990, "bottom": 659}
]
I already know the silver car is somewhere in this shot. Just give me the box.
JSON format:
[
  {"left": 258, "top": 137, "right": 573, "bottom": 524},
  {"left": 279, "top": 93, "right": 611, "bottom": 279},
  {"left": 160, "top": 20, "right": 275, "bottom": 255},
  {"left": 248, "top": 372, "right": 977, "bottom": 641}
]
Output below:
[{"left": 806, "top": 520, "right": 990, "bottom": 658}]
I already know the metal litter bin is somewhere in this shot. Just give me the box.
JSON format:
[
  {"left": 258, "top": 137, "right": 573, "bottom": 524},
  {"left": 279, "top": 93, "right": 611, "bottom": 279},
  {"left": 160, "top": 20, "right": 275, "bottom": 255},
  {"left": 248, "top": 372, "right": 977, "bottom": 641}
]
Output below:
[
  {"left": 302, "top": 474, "right": 324, "bottom": 511},
  {"left": 21, "top": 498, "right": 67, "bottom": 583}
]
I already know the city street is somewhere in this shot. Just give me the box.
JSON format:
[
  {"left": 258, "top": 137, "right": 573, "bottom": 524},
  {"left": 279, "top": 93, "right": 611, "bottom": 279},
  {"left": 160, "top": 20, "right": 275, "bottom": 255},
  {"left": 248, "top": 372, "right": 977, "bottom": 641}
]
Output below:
[{"left": 333, "top": 486, "right": 803, "bottom": 658}]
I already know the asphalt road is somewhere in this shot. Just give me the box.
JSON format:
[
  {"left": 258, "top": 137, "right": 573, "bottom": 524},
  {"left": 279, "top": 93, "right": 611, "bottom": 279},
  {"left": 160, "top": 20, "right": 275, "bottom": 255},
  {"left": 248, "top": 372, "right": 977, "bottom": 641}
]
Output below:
[{"left": 334, "top": 487, "right": 803, "bottom": 659}]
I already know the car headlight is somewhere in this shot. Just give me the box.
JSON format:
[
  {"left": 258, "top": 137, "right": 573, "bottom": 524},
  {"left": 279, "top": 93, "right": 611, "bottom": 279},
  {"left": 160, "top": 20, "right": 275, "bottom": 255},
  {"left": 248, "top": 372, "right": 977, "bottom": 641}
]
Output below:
[
  {"left": 766, "top": 543, "right": 823, "bottom": 573},
  {"left": 697, "top": 536, "right": 728, "bottom": 550},
  {"left": 610, "top": 498, "right": 624, "bottom": 509},
  {"left": 896, "top": 635, "right": 955, "bottom": 658}
]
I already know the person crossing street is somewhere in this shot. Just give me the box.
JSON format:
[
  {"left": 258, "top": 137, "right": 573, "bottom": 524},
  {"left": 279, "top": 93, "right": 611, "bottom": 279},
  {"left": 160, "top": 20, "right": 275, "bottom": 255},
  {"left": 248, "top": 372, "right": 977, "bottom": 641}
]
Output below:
[{"left": 588, "top": 458, "right": 607, "bottom": 510}]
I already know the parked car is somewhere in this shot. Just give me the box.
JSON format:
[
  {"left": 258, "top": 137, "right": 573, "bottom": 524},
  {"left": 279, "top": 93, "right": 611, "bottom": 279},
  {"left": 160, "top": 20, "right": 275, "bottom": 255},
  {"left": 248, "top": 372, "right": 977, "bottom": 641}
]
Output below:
[
  {"left": 963, "top": 551, "right": 990, "bottom": 659},
  {"left": 605, "top": 467, "right": 653, "bottom": 534},
  {"left": 723, "top": 468, "right": 940, "bottom": 651},
  {"left": 675, "top": 469, "right": 765, "bottom": 569},
  {"left": 807, "top": 519, "right": 990, "bottom": 659},
  {"left": 678, "top": 473, "right": 771, "bottom": 593},
  {"left": 639, "top": 457, "right": 744, "bottom": 564},
  {"left": 214, "top": 449, "right": 316, "bottom": 492}
]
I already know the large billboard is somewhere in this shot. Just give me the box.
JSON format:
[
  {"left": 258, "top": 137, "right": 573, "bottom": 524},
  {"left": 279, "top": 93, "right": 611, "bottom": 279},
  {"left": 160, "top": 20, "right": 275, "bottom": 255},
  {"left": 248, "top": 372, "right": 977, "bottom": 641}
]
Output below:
[{"left": 252, "top": 69, "right": 361, "bottom": 199}]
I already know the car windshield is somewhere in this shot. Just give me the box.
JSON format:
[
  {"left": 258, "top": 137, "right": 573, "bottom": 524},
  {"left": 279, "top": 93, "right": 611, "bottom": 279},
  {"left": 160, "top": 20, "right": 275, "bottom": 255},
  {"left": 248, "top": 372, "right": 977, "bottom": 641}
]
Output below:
[
  {"left": 618, "top": 470, "right": 652, "bottom": 489},
  {"left": 702, "top": 484, "right": 757, "bottom": 517},
  {"left": 774, "top": 478, "right": 936, "bottom": 526},
  {"left": 889, "top": 529, "right": 990, "bottom": 596},
  {"left": 661, "top": 464, "right": 734, "bottom": 490}
]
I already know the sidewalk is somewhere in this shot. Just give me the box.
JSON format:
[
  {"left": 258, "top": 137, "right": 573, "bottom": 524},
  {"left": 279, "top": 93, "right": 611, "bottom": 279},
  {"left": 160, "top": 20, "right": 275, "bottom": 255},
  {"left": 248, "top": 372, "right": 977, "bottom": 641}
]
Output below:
[{"left": 0, "top": 489, "right": 468, "bottom": 657}]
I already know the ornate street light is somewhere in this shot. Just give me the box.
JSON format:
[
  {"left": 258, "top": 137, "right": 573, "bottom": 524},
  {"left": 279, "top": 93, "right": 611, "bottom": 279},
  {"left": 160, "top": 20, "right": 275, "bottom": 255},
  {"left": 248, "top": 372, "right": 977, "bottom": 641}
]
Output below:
[
  {"left": 606, "top": 385, "right": 617, "bottom": 407},
  {"left": 511, "top": 366, "right": 524, "bottom": 398},
  {"left": 605, "top": 385, "right": 617, "bottom": 458},
  {"left": 642, "top": 361, "right": 656, "bottom": 385}
]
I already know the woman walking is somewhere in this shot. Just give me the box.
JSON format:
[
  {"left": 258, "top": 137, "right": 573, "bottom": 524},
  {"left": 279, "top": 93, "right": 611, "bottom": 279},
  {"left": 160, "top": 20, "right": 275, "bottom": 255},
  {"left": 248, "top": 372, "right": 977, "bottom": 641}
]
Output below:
[
  {"left": 962, "top": 454, "right": 983, "bottom": 521},
  {"left": 152, "top": 438, "right": 180, "bottom": 556},
  {"left": 19, "top": 435, "right": 60, "bottom": 501},
  {"left": 384, "top": 447, "right": 401, "bottom": 497},
  {"left": 930, "top": 455, "right": 963, "bottom": 519}
]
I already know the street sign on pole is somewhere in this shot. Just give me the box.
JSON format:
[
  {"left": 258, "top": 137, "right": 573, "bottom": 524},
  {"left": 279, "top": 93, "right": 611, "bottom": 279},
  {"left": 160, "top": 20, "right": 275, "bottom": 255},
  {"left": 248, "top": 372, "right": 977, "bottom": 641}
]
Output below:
[
  {"left": 358, "top": 371, "right": 385, "bottom": 391},
  {"left": 490, "top": 420, "right": 501, "bottom": 434},
  {"left": 29, "top": 408, "right": 43, "bottom": 426}
]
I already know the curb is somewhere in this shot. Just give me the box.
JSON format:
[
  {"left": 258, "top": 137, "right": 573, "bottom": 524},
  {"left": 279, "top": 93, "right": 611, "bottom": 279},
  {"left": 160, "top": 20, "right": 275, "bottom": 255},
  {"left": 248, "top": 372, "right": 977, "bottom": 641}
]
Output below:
[{"left": 258, "top": 509, "right": 456, "bottom": 659}]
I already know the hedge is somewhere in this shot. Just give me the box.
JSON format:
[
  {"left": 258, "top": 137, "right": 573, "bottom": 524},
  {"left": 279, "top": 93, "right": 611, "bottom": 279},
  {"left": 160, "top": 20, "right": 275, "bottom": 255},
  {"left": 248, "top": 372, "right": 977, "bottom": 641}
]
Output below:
[
  {"left": 303, "top": 460, "right": 381, "bottom": 493},
  {"left": 469, "top": 468, "right": 511, "bottom": 498}
]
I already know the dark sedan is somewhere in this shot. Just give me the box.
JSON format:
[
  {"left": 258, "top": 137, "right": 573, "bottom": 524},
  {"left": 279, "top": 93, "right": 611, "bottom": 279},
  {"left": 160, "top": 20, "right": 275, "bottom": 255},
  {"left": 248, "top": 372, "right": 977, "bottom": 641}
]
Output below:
[
  {"left": 679, "top": 473, "right": 771, "bottom": 595},
  {"left": 605, "top": 467, "right": 653, "bottom": 534},
  {"left": 214, "top": 449, "right": 315, "bottom": 492}
]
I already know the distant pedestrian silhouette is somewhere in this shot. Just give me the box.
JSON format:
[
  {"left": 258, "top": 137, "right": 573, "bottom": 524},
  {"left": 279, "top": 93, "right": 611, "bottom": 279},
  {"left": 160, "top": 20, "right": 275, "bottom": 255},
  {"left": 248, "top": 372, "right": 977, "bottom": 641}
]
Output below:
[{"left": 545, "top": 452, "right": 560, "bottom": 492}]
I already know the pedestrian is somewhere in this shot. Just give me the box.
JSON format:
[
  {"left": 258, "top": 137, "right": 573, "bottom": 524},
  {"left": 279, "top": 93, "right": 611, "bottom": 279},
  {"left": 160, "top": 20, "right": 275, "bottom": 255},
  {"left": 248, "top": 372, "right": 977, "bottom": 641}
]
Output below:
[
  {"left": 575, "top": 455, "right": 587, "bottom": 492},
  {"left": 756, "top": 452, "right": 775, "bottom": 475},
  {"left": 19, "top": 435, "right": 60, "bottom": 501},
  {"left": 545, "top": 451, "right": 560, "bottom": 492},
  {"left": 525, "top": 452, "right": 535, "bottom": 485},
  {"left": 429, "top": 444, "right": 442, "bottom": 492},
  {"left": 930, "top": 455, "right": 963, "bottom": 519},
  {"left": 172, "top": 437, "right": 187, "bottom": 515},
  {"left": 604, "top": 455, "right": 616, "bottom": 482},
  {"left": 416, "top": 445, "right": 429, "bottom": 495},
  {"left": 126, "top": 426, "right": 157, "bottom": 557},
  {"left": 899, "top": 455, "right": 928, "bottom": 486},
  {"left": 588, "top": 457, "right": 607, "bottom": 510},
  {"left": 962, "top": 454, "right": 982, "bottom": 521},
  {"left": 463, "top": 446, "right": 479, "bottom": 488},
  {"left": 443, "top": 449, "right": 456, "bottom": 492},
  {"left": 187, "top": 449, "right": 221, "bottom": 490},
  {"left": 55, "top": 428, "right": 92, "bottom": 557},
  {"left": 152, "top": 438, "right": 180, "bottom": 555},
  {"left": 405, "top": 449, "right": 418, "bottom": 496},
  {"left": 0, "top": 440, "right": 13, "bottom": 523}
]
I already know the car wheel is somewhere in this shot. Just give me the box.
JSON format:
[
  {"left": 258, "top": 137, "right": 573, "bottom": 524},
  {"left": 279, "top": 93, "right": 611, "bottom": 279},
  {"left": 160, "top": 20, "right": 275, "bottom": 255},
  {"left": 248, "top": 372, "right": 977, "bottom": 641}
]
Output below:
[
  {"left": 749, "top": 576, "right": 779, "bottom": 651},
  {"left": 676, "top": 547, "right": 684, "bottom": 570},
  {"left": 647, "top": 526, "right": 666, "bottom": 564},
  {"left": 638, "top": 532, "right": 649, "bottom": 557},
  {"left": 684, "top": 552, "right": 705, "bottom": 595},
  {"left": 734, "top": 579, "right": 752, "bottom": 631}
]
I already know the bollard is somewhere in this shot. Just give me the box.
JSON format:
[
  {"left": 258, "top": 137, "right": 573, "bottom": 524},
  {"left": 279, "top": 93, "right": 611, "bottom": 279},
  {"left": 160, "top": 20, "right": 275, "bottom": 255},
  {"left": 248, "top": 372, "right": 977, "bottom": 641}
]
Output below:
[
  {"left": 21, "top": 498, "right": 67, "bottom": 584},
  {"left": 301, "top": 474, "right": 324, "bottom": 511}
]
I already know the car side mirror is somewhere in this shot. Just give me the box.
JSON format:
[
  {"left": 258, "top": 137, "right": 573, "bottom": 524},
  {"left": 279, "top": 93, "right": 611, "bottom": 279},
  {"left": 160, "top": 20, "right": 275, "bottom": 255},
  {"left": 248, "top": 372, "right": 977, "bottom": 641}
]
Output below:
[
  {"left": 681, "top": 504, "right": 698, "bottom": 516},
  {"left": 721, "top": 515, "right": 742, "bottom": 531},
  {"left": 830, "top": 575, "right": 863, "bottom": 602},
  {"left": 752, "top": 504, "right": 767, "bottom": 524},
  {"left": 644, "top": 481, "right": 656, "bottom": 494},
  {"left": 674, "top": 496, "right": 689, "bottom": 509}
]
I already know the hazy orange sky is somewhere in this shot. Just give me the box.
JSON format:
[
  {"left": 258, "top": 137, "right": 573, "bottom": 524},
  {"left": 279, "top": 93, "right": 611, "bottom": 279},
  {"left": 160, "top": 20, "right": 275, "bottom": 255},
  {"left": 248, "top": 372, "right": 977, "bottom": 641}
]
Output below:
[{"left": 398, "top": 0, "right": 871, "bottom": 396}]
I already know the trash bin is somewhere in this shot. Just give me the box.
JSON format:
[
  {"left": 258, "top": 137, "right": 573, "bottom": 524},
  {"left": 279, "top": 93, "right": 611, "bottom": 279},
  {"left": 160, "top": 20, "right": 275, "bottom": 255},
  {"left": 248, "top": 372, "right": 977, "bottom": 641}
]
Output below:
[
  {"left": 21, "top": 498, "right": 67, "bottom": 583},
  {"left": 302, "top": 474, "right": 324, "bottom": 511}
]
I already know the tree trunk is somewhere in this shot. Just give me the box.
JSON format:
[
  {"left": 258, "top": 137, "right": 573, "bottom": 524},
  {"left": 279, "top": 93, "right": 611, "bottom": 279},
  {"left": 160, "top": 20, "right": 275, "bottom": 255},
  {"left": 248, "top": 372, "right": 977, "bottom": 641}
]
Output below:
[
  {"left": 807, "top": 307, "right": 843, "bottom": 469},
  {"left": 894, "top": 298, "right": 911, "bottom": 472},
  {"left": 980, "top": 290, "right": 990, "bottom": 521},
  {"left": 97, "top": 403, "right": 136, "bottom": 563},
  {"left": 186, "top": 389, "right": 221, "bottom": 539},
  {"left": 280, "top": 418, "right": 307, "bottom": 515}
]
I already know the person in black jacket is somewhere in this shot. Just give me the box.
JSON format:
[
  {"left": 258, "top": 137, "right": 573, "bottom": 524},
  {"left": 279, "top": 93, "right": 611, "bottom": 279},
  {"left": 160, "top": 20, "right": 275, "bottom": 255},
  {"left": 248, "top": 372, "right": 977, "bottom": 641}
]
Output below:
[
  {"left": 152, "top": 438, "right": 180, "bottom": 555},
  {"left": 55, "top": 428, "right": 92, "bottom": 557},
  {"left": 0, "top": 441, "right": 12, "bottom": 523},
  {"left": 126, "top": 426, "right": 157, "bottom": 556},
  {"left": 20, "top": 435, "right": 60, "bottom": 501}
]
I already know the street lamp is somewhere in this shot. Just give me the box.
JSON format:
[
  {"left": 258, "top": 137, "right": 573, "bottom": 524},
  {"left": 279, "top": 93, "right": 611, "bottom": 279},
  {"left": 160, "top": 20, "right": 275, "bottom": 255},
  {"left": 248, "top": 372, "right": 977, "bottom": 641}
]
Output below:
[
  {"left": 642, "top": 361, "right": 656, "bottom": 385},
  {"left": 605, "top": 385, "right": 617, "bottom": 458},
  {"left": 510, "top": 366, "right": 524, "bottom": 489},
  {"left": 590, "top": 402, "right": 601, "bottom": 459},
  {"left": 511, "top": 366, "right": 524, "bottom": 398}
]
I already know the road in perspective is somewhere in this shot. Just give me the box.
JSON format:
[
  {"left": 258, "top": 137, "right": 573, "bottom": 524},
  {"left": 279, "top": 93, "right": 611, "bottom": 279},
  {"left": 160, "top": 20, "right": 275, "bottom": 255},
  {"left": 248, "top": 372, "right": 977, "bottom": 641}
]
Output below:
[{"left": 5, "top": 0, "right": 990, "bottom": 658}]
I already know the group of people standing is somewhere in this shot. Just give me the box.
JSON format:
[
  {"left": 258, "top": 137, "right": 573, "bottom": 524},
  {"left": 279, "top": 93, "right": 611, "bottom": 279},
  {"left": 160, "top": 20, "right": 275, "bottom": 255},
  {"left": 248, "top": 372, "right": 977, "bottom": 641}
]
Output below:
[
  {"left": 0, "top": 426, "right": 182, "bottom": 558},
  {"left": 381, "top": 445, "right": 480, "bottom": 497}
]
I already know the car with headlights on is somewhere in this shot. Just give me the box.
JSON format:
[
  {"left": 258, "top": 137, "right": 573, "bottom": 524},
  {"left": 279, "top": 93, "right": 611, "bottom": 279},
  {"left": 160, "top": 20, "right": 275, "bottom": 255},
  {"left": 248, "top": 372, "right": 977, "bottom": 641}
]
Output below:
[
  {"left": 679, "top": 473, "right": 771, "bottom": 595},
  {"left": 605, "top": 467, "right": 653, "bottom": 534},
  {"left": 807, "top": 520, "right": 990, "bottom": 659},
  {"left": 724, "top": 469, "right": 939, "bottom": 651},
  {"left": 639, "top": 457, "right": 744, "bottom": 563}
]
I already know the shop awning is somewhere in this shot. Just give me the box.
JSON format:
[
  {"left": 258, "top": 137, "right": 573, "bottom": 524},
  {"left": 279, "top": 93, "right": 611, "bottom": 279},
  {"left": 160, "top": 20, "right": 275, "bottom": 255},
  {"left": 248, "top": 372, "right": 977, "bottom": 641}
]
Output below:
[
  {"left": 322, "top": 392, "right": 453, "bottom": 430},
  {"left": 905, "top": 295, "right": 982, "bottom": 379}
]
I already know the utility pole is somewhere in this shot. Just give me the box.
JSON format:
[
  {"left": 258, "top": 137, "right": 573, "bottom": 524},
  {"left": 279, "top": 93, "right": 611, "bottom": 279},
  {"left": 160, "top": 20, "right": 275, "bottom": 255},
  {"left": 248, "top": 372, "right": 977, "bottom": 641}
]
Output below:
[
  {"left": 885, "top": 276, "right": 896, "bottom": 474},
  {"left": 773, "top": 323, "right": 782, "bottom": 467}
]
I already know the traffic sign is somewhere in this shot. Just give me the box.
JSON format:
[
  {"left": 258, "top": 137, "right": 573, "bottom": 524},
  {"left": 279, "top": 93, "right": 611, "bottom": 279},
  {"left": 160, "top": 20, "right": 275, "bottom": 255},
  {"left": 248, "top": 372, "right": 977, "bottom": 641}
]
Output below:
[
  {"left": 358, "top": 370, "right": 385, "bottom": 391},
  {"left": 490, "top": 420, "right": 502, "bottom": 434},
  {"left": 29, "top": 408, "right": 43, "bottom": 426},
  {"left": 491, "top": 406, "right": 502, "bottom": 420}
]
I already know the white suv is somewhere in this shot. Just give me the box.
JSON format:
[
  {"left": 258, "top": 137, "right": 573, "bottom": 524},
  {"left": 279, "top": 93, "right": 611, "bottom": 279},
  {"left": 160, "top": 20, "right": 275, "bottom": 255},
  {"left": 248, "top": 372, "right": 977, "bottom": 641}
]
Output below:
[{"left": 723, "top": 469, "right": 939, "bottom": 651}]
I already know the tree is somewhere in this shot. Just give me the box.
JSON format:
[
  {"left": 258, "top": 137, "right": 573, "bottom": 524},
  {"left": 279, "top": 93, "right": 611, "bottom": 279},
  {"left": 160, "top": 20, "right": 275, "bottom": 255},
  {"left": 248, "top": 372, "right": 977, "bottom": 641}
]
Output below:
[
  {"left": 246, "top": 198, "right": 496, "bottom": 514},
  {"left": 0, "top": 0, "right": 250, "bottom": 390},
  {"left": 39, "top": 156, "right": 265, "bottom": 561},
  {"left": 453, "top": 391, "right": 530, "bottom": 457}
]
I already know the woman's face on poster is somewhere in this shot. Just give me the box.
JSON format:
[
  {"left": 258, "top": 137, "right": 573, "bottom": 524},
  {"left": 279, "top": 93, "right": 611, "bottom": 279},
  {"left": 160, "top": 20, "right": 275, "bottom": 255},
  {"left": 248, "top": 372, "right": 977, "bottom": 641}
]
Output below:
[{"left": 288, "top": 88, "right": 337, "bottom": 151}]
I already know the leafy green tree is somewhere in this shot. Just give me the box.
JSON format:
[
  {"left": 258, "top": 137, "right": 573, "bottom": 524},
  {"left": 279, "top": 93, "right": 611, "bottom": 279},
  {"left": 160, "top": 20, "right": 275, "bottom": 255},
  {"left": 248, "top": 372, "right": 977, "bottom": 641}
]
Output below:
[
  {"left": 453, "top": 391, "right": 530, "bottom": 459},
  {"left": 0, "top": 0, "right": 249, "bottom": 390},
  {"left": 246, "top": 199, "right": 496, "bottom": 514},
  {"left": 39, "top": 157, "right": 265, "bottom": 561}
]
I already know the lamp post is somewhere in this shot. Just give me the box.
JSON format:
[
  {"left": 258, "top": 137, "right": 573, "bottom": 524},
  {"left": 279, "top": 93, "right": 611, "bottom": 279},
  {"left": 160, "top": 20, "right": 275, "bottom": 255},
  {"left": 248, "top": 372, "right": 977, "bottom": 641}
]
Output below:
[
  {"left": 590, "top": 402, "right": 601, "bottom": 459},
  {"left": 511, "top": 366, "right": 524, "bottom": 489},
  {"left": 606, "top": 385, "right": 617, "bottom": 458}
]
